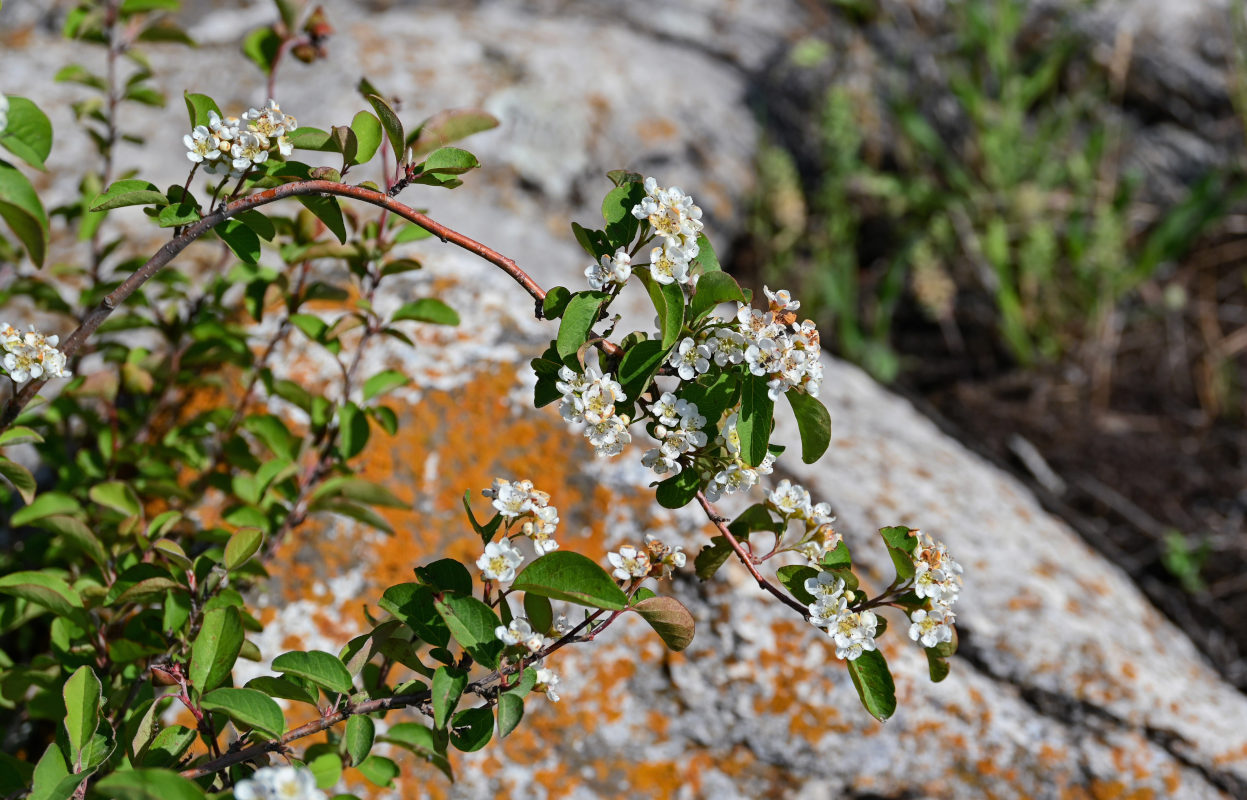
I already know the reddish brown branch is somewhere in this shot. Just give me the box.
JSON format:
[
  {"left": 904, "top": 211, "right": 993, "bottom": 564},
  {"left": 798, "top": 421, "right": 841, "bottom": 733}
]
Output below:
[
  {"left": 696, "top": 492, "right": 811, "bottom": 617},
  {"left": 0, "top": 179, "right": 547, "bottom": 429}
]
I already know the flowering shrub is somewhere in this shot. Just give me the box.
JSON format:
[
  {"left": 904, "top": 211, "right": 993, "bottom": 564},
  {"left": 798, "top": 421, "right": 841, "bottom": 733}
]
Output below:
[{"left": 0, "top": 2, "right": 963, "bottom": 798}]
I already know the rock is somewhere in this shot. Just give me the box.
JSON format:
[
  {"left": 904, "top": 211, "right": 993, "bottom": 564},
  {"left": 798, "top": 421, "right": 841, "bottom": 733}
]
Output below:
[{"left": 2, "top": 1, "right": 1245, "bottom": 797}]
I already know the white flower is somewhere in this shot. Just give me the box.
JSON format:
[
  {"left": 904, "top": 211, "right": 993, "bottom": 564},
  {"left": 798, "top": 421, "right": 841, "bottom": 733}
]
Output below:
[
  {"left": 703, "top": 462, "right": 758, "bottom": 502},
  {"left": 650, "top": 392, "right": 681, "bottom": 426},
  {"left": 477, "top": 539, "right": 524, "bottom": 583},
  {"left": 484, "top": 478, "right": 534, "bottom": 517},
  {"left": 912, "top": 533, "right": 964, "bottom": 605},
  {"left": 586, "top": 415, "right": 631, "bottom": 457},
  {"left": 0, "top": 94, "right": 8, "bottom": 133},
  {"left": 231, "top": 130, "right": 269, "bottom": 172},
  {"left": 909, "top": 606, "right": 955, "bottom": 649},
  {"left": 641, "top": 447, "right": 681, "bottom": 476},
  {"left": 668, "top": 337, "right": 711, "bottom": 381},
  {"left": 535, "top": 667, "right": 561, "bottom": 702},
  {"left": 233, "top": 766, "right": 325, "bottom": 800},
  {"left": 521, "top": 504, "right": 560, "bottom": 553},
  {"left": 763, "top": 286, "right": 801, "bottom": 312},
  {"left": 631, "top": 176, "right": 704, "bottom": 249},
  {"left": 607, "top": 545, "right": 650, "bottom": 581},
  {"left": 183, "top": 125, "right": 221, "bottom": 163},
  {"left": 709, "top": 327, "right": 746, "bottom": 366},
  {"left": 803, "top": 571, "right": 844, "bottom": 601},
  {"left": 645, "top": 534, "right": 686, "bottom": 578},
  {"left": 0, "top": 324, "right": 72, "bottom": 384},
  {"left": 495, "top": 618, "right": 545, "bottom": 653},
  {"left": 648, "top": 239, "right": 694, "bottom": 285},
  {"left": 832, "top": 609, "right": 878, "bottom": 661},
  {"left": 243, "top": 98, "right": 297, "bottom": 139},
  {"left": 585, "top": 247, "right": 632, "bottom": 291},
  {"left": 768, "top": 479, "right": 812, "bottom": 519}
]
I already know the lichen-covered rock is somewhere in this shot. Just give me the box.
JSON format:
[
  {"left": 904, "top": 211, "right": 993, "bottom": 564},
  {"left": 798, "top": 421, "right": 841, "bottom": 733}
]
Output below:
[{"left": 3, "top": 1, "right": 1246, "bottom": 797}]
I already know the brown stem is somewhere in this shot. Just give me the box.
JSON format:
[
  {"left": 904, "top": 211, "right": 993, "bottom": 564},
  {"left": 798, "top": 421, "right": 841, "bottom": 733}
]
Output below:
[
  {"left": 0, "top": 179, "right": 546, "bottom": 430},
  {"left": 695, "top": 492, "right": 810, "bottom": 617}
]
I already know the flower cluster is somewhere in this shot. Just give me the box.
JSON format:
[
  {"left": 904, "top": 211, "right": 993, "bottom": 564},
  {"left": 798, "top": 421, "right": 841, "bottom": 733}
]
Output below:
[
  {"left": 607, "top": 545, "right": 650, "bottom": 581},
  {"left": 607, "top": 536, "right": 686, "bottom": 581},
  {"left": 908, "top": 532, "right": 963, "bottom": 648},
  {"left": 805, "top": 572, "right": 879, "bottom": 661},
  {"left": 643, "top": 534, "right": 686, "bottom": 578},
  {"left": 483, "top": 478, "right": 560, "bottom": 554},
  {"left": 585, "top": 247, "right": 632, "bottom": 291},
  {"left": 1, "top": 324, "right": 71, "bottom": 384},
  {"left": 233, "top": 766, "right": 325, "bottom": 800},
  {"left": 736, "top": 286, "right": 823, "bottom": 400},
  {"left": 556, "top": 349, "right": 631, "bottom": 458},
  {"left": 535, "top": 667, "right": 561, "bottom": 702},
  {"left": 495, "top": 617, "right": 545, "bottom": 654},
  {"left": 641, "top": 392, "right": 707, "bottom": 476},
  {"left": 184, "top": 99, "right": 297, "bottom": 178},
  {"left": 702, "top": 412, "right": 775, "bottom": 502},
  {"left": 765, "top": 479, "right": 840, "bottom": 562},
  {"left": 631, "top": 177, "right": 704, "bottom": 286}
]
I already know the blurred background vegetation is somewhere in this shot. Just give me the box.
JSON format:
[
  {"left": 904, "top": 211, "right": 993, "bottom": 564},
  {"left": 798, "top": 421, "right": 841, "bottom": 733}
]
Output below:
[{"left": 737, "top": 0, "right": 1247, "bottom": 685}]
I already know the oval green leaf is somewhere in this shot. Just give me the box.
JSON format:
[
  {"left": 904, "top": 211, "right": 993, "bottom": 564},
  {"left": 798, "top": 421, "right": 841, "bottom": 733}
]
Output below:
[
  {"left": 448, "top": 706, "right": 493, "bottom": 752},
  {"left": 271, "top": 650, "right": 354, "bottom": 696},
  {"left": 786, "top": 389, "right": 831, "bottom": 464},
  {"left": 738, "top": 374, "right": 774, "bottom": 467},
  {"left": 555, "top": 291, "right": 609, "bottom": 360},
  {"left": 200, "top": 687, "right": 284, "bottom": 739},
  {"left": 97, "top": 769, "right": 207, "bottom": 800},
  {"left": 434, "top": 594, "right": 503, "bottom": 669},
  {"left": 349, "top": 110, "right": 383, "bottom": 166},
  {"left": 189, "top": 605, "right": 243, "bottom": 693},
  {"left": 431, "top": 666, "right": 467, "bottom": 729},
  {"left": 224, "top": 527, "right": 264, "bottom": 571},
  {"left": 846, "top": 648, "right": 897, "bottom": 722},
  {"left": 497, "top": 692, "right": 524, "bottom": 739},
  {"left": 632, "top": 596, "right": 695, "bottom": 651},
  {"left": 63, "top": 666, "right": 101, "bottom": 764},
  {"left": 343, "top": 714, "right": 375, "bottom": 766},
  {"left": 512, "top": 551, "right": 628, "bottom": 611},
  {"left": 0, "top": 159, "right": 48, "bottom": 265},
  {"left": 393, "top": 298, "right": 459, "bottom": 326},
  {"left": 0, "top": 97, "right": 53, "bottom": 170}
]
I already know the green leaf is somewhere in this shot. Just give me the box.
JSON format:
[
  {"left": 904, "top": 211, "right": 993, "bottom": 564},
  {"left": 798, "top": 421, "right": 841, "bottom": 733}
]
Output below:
[
  {"left": 926, "top": 650, "right": 951, "bottom": 683},
  {"left": 136, "top": 725, "right": 196, "bottom": 769},
  {"left": 632, "top": 596, "right": 695, "bottom": 651},
  {"left": 420, "top": 146, "right": 479, "bottom": 176},
  {"left": 306, "top": 750, "right": 342, "bottom": 790},
  {"left": 89, "top": 179, "right": 167, "bottom": 212},
  {"left": 245, "top": 675, "right": 319, "bottom": 707},
  {"left": 461, "top": 490, "right": 503, "bottom": 545},
  {"left": 297, "top": 195, "right": 347, "bottom": 244},
  {"left": 690, "top": 232, "right": 720, "bottom": 273},
  {"left": 63, "top": 666, "right": 101, "bottom": 766},
  {"left": 0, "top": 425, "right": 43, "bottom": 446},
  {"left": 183, "top": 92, "right": 221, "bottom": 129},
  {"left": 37, "top": 515, "right": 107, "bottom": 567},
  {"left": 337, "top": 402, "right": 370, "bottom": 460},
  {"left": 311, "top": 477, "right": 407, "bottom": 509},
  {"left": 392, "top": 224, "right": 432, "bottom": 243},
  {"left": 694, "top": 536, "right": 733, "bottom": 581},
  {"left": 97, "top": 769, "right": 207, "bottom": 800},
  {"left": 379, "top": 723, "right": 453, "bottom": 781},
  {"left": 654, "top": 469, "right": 701, "bottom": 509},
  {"left": 216, "top": 219, "right": 261, "bottom": 264},
  {"left": 776, "top": 565, "right": 819, "bottom": 605},
  {"left": 449, "top": 706, "right": 493, "bottom": 752},
  {"left": 512, "top": 551, "right": 629, "bottom": 611},
  {"left": 0, "top": 159, "right": 49, "bottom": 265},
  {"left": 879, "top": 526, "right": 918, "bottom": 580},
  {"left": 542, "top": 286, "right": 572, "bottom": 320},
  {"left": 355, "top": 755, "right": 399, "bottom": 788},
  {"left": 241, "top": 26, "right": 282, "bottom": 74},
  {"left": 727, "top": 503, "right": 781, "bottom": 539},
  {"left": 786, "top": 390, "right": 831, "bottom": 464},
  {"left": 200, "top": 688, "right": 284, "bottom": 739},
  {"left": 89, "top": 481, "right": 141, "bottom": 517},
  {"left": 271, "top": 650, "right": 354, "bottom": 696},
  {"left": 616, "top": 339, "right": 668, "bottom": 407},
  {"left": 343, "top": 714, "right": 375, "bottom": 766},
  {"left": 414, "top": 559, "right": 473, "bottom": 596},
  {"left": 363, "top": 369, "right": 409, "bottom": 401},
  {"left": 379, "top": 583, "right": 450, "bottom": 647},
  {"left": 406, "top": 109, "right": 499, "bottom": 160},
  {"left": 0, "top": 456, "right": 36, "bottom": 504},
  {"left": 601, "top": 182, "right": 645, "bottom": 248},
  {"left": 431, "top": 666, "right": 467, "bottom": 729},
  {"left": 821, "top": 540, "right": 852, "bottom": 569},
  {"left": 523, "top": 592, "right": 553, "bottom": 635},
  {"left": 286, "top": 127, "right": 336, "bottom": 152},
  {"left": 364, "top": 93, "right": 404, "bottom": 156},
  {"left": 571, "top": 221, "right": 611, "bottom": 260},
  {"left": 393, "top": 298, "right": 459, "bottom": 326},
  {"left": 555, "top": 291, "right": 609, "bottom": 360},
  {"left": 189, "top": 606, "right": 244, "bottom": 693},
  {"left": 349, "top": 110, "right": 383, "bottom": 166},
  {"left": 236, "top": 209, "right": 276, "bottom": 241},
  {"left": 846, "top": 649, "right": 896, "bottom": 721},
  {"left": 434, "top": 594, "right": 503, "bottom": 669},
  {"left": 606, "top": 169, "right": 643, "bottom": 186},
  {"left": 497, "top": 692, "right": 524, "bottom": 739},
  {"left": 224, "top": 527, "right": 264, "bottom": 571},
  {"left": 635, "top": 271, "right": 685, "bottom": 350},
  {"left": 678, "top": 372, "right": 740, "bottom": 432},
  {"left": 0, "top": 97, "right": 53, "bottom": 170},
  {"left": 690, "top": 271, "right": 748, "bottom": 322},
  {"left": 738, "top": 374, "right": 774, "bottom": 468},
  {"left": 0, "top": 571, "right": 83, "bottom": 619}
]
